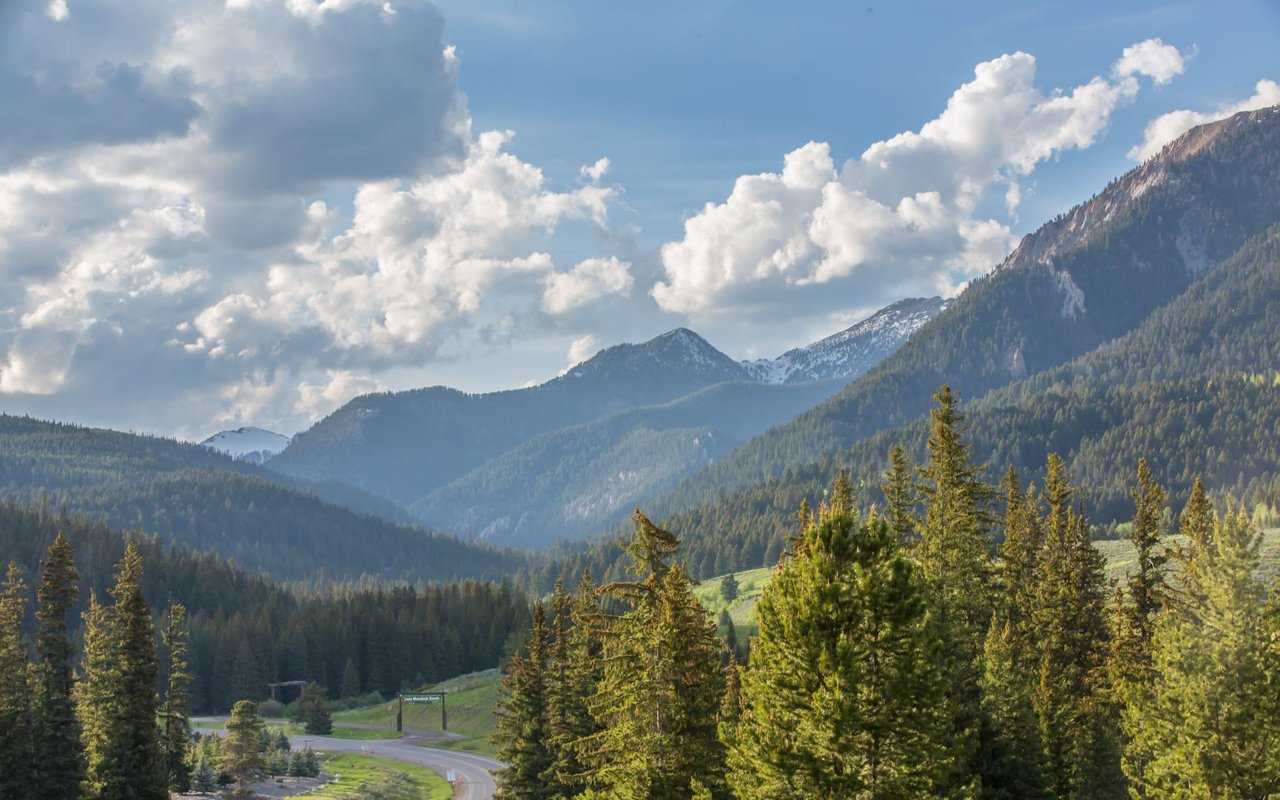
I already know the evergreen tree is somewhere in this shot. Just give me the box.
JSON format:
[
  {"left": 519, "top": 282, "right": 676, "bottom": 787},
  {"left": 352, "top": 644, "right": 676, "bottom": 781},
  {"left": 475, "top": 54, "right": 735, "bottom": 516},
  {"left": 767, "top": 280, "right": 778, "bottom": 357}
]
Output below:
[
  {"left": 915, "top": 385, "right": 993, "bottom": 793},
  {"left": 33, "top": 532, "right": 84, "bottom": 800},
  {"left": 977, "top": 467, "right": 1047, "bottom": 799},
  {"left": 545, "top": 570, "right": 603, "bottom": 798},
  {"left": 221, "top": 700, "right": 266, "bottom": 799},
  {"left": 0, "top": 563, "right": 35, "bottom": 796},
  {"left": 191, "top": 755, "right": 217, "bottom": 792},
  {"left": 1124, "top": 509, "right": 1280, "bottom": 796},
  {"left": 297, "top": 683, "right": 333, "bottom": 735},
  {"left": 881, "top": 444, "right": 918, "bottom": 546},
  {"left": 582, "top": 511, "right": 728, "bottom": 798},
  {"left": 542, "top": 579, "right": 586, "bottom": 799},
  {"left": 340, "top": 657, "right": 361, "bottom": 699},
  {"left": 719, "top": 572, "right": 739, "bottom": 605},
  {"left": 828, "top": 467, "right": 855, "bottom": 514},
  {"left": 78, "top": 593, "right": 113, "bottom": 799},
  {"left": 494, "top": 602, "right": 553, "bottom": 800},
  {"left": 1171, "top": 477, "right": 1216, "bottom": 615},
  {"left": 730, "top": 506, "right": 951, "bottom": 799},
  {"left": 996, "top": 467, "right": 1043, "bottom": 625},
  {"left": 1110, "top": 461, "right": 1168, "bottom": 792},
  {"left": 1112, "top": 459, "right": 1169, "bottom": 681},
  {"left": 160, "top": 603, "right": 193, "bottom": 793},
  {"left": 717, "top": 662, "right": 742, "bottom": 757},
  {"left": 719, "top": 609, "right": 739, "bottom": 665},
  {"left": 88, "top": 542, "right": 166, "bottom": 800},
  {"left": 1031, "top": 457, "right": 1121, "bottom": 800}
]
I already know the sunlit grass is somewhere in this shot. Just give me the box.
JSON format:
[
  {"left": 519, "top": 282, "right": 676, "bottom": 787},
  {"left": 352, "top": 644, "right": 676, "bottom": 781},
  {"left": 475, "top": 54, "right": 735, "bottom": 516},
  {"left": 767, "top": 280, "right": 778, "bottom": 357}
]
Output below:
[
  {"left": 299, "top": 753, "right": 451, "bottom": 799},
  {"left": 334, "top": 670, "right": 502, "bottom": 756}
]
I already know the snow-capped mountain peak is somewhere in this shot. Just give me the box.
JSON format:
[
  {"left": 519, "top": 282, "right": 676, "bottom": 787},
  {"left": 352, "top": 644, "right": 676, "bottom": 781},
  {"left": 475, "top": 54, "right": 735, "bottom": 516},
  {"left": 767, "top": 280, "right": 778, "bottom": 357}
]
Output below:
[
  {"left": 743, "top": 297, "right": 950, "bottom": 384},
  {"left": 201, "top": 426, "right": 292, "bottom": 465}
]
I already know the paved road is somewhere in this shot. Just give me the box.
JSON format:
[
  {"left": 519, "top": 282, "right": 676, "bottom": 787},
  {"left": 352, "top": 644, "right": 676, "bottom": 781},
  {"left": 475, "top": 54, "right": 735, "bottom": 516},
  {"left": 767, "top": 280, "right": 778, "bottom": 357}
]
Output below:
[{"left": 193, "top": 722, "right": 501, "bottom": 799}]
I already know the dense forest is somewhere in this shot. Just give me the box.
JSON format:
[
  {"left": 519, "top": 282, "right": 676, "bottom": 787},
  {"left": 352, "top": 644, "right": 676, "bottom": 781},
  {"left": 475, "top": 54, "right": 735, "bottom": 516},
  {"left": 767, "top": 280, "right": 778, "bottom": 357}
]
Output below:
[
  {"left": 495, "top": 389, "right": 1280, "bottom": 799},
  {"left": 0, "top": 415, "right": 525, "bottom": 582},
  {"left": 0, "top": 502, "right": 529, "bottom": 713}
]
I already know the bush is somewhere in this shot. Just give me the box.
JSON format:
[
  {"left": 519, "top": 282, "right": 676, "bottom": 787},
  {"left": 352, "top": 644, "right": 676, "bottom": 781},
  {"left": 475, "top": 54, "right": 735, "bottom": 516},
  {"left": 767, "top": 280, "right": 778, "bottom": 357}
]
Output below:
[
  {"left": 287, "top": 748, "right": 321, "bottom": 778},
  {"left": 258, "top": 699, "right": 286, "bottom": 718},
  {"left": 266, "top": 748, "right": 289, "bottom": 777}
]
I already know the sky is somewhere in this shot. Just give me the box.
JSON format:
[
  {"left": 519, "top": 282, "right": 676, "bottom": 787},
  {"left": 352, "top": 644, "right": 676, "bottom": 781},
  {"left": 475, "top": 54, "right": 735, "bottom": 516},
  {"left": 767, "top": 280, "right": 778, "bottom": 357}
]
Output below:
[{"left": 0, "top": 0, "right": 1277, "bottom": 440}]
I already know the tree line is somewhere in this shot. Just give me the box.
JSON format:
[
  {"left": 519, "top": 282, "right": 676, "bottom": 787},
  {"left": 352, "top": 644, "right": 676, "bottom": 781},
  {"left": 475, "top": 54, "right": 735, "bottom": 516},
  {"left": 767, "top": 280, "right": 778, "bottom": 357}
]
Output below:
[
  {"left": 0, "top": 501, "right": 530, "bottom": 713},
  {"left": 0, "top": 534, "right": 190, "bottom": 798},
  {"left": 494, "top": 386, "right": 1280, "bottom": 798}
]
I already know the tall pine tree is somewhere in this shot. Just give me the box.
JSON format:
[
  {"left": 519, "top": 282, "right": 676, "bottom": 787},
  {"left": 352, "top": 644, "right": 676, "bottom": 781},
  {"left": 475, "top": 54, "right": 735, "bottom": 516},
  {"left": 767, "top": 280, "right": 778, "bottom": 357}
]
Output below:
[
  {"left": 1111, "top": 459, "right": 1169, "bottom": 684},
  {"left": 83, "top": 543, "right": 166, "bottom": 800},
  {"left": 1124, "top": 508, "right": 1280, "bottom": 796},
  {"left": 0, "top": 563, "right": 35, "bottom": 797},
  {"left": 494, "top": 603, "right": 553, "bottom": 800},
  {"left": 915, "top": 385, "right": 992, "bottom": 795},
  {"left": 549, "top": 570, "right": 604, "bottom": 799},
  {"left": 1109, "top": 460, "right": 1168, "bottom": 793},
  {"left": 730, "top": 502, "right": 952, "bottom": 799},
  {"left": 582, "top": 511, "right": 728, "bottom": 799},
  {"left": 881, "top": 444, "right": 918, "bottom": 546},
  {"left": 1031, "top": 456, "right": 1121, "bottom": 800},
  {"left": 33, "top": 533, "right": 84, "bottom": 800},
  {"left": 977, "top": 467, "right": 1047, "bottom": 799},
  {"left": 221, "top": 700, "right": 266, "bottom": 799},
  {"left": 160, "top": 603, "right": 193, "bottom": 793}
]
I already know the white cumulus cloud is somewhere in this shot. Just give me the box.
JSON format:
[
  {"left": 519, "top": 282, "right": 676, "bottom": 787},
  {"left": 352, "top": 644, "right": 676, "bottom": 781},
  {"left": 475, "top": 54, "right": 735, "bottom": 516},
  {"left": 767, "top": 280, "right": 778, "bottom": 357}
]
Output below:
[
  {"left": 0, "top": 0, "right": 624, "bottom": 435},
  {"left": 542, "top": 256, "right": 634, "bottom": 315},
  {"left": 652, "top": 40, "right": 1181, "bottom": 317},
  {"left": 1128, "top": 78, "right": 1280, "bottom": 161},
  {"left": 1113, "top": 38, "right": 1187, "bottom": 85}
]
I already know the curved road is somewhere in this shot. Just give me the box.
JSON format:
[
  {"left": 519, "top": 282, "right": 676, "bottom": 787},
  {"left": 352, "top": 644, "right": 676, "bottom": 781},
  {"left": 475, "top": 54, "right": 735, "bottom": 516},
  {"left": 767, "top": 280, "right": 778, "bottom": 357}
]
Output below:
[{"left": 194, "top": 723, "right": 501, "bottom": 800}]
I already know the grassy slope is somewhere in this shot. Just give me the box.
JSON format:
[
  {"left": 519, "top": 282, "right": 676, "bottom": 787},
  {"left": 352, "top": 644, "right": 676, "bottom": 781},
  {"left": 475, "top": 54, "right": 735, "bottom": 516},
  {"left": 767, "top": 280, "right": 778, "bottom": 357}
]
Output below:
[
  {"left": 695, "top": 529, "right": 1280, "bottom": 641},
  {"left": 302, "top": 753, "right": 451, "bottom": 799},
  {"left": 334, "top": 670, "right": 501, "bottom": 757}
]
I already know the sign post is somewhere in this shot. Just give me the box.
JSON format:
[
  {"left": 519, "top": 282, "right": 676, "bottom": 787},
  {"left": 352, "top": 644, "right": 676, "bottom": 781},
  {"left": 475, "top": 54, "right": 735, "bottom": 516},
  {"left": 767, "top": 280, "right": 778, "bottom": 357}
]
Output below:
[{"left": 397, "top": 692, "right": 448, "bottom": 732}]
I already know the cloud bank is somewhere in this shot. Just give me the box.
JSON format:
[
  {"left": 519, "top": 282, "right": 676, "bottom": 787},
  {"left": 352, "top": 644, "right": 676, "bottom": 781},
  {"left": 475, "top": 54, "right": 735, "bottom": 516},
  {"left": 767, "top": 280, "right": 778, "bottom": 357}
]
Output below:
[
  {"left": 652, "top": 40, "right": 1186, "bottom": 317},
  {"left": 0, "top": 0, "right": 629, "bottom": 435}
]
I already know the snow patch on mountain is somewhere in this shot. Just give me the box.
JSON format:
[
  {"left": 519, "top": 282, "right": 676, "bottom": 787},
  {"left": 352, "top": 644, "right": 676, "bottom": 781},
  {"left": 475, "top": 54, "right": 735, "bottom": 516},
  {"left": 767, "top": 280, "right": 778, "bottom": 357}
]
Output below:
[
  {"left": 743, "top": 297, "right": 950, "bottom": 384},
  {"left": 201, "top": 426, "right": 292, "bottom": 465}
]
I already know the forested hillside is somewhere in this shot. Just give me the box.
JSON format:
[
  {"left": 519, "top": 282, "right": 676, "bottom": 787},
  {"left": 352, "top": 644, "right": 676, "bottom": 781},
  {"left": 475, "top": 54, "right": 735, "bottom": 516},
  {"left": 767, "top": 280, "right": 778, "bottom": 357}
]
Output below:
[
  {"left": 527, "top": 218, "right": 1280, "bottom": 586},
  {"left": 497, "top": 404, "right": 1280, "bottom": 799},
  {"left": 0, "top": 416, "right": 523, "bottom": 582},
  {"left": 411, "top": 378, "right": 843, "bottom": 548},
  {"left": 0, "top": 502, "right": 528, "bottom": 712},
  {"left": 641, "top": 107, "right": 1280, "bottom": 525}
]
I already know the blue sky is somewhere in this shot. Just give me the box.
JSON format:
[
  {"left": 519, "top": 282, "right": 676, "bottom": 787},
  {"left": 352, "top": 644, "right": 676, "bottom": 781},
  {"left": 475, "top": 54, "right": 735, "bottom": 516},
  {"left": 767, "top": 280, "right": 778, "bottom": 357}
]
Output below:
[
  {"left": 441, "top": 0, "right": 1278, "bottom": 243},
  {"left": 0, "top": 0, "right": 1276, "bottom": 437}
]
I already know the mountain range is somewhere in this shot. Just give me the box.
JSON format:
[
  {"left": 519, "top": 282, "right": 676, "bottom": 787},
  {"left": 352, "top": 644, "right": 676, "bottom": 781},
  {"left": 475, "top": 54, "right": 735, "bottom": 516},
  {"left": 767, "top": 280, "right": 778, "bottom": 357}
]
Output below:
[
  {"left": 266, "top": 295, "right": 947, "bottom": 547},
  {"left": 5, "top": 107, "right": 1280, "bottom": 587},
  {"left": 526, "top": 105, "right": 1280, "bottom": 585}
]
